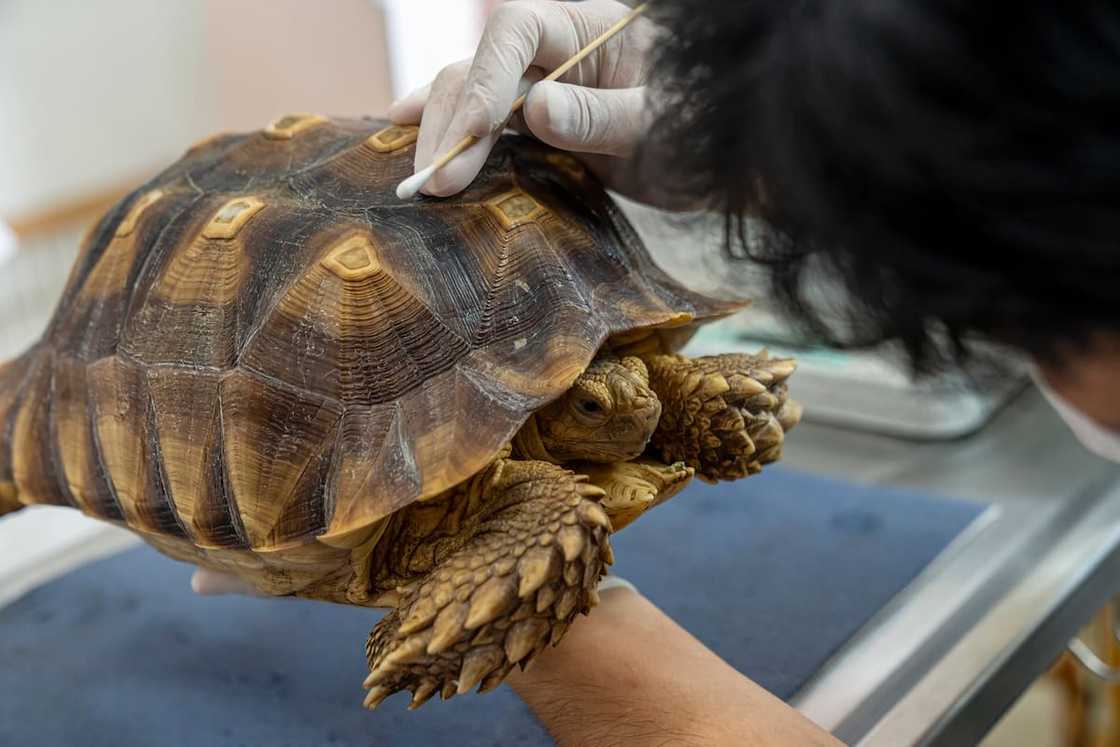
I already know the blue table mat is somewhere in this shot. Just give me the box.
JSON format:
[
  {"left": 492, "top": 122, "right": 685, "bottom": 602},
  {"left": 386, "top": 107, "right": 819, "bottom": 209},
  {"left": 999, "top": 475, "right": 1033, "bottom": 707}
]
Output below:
[{"left": 0, "top": 467, "right": 984, "bottom": 746}]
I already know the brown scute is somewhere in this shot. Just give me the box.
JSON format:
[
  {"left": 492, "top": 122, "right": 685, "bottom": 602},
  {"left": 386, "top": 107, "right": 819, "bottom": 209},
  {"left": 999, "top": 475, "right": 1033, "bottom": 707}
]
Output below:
[
  {"left": 4, "top": 116, "right": 743, "bottom": 550},
  {"left": 147, "top": 367, "right": 240, "bottom": 545},
  {"left": 230, "top": 203, "right": 345, "bottom": 354},
  {"left": 11, "top": 351, "right": 75, "bottom": 509},
  {"left": 347, "top": 210, "right": 483, "bottom": 342},
  {"left": 320, "top": 363, "right": 533, "bottom": 542},
  {"left": 114, "top": 189, "right": 165, "bottom": 238},
  {"left": 47, "top": 190, "right": 156, "bottom": 327},
  {"left": 121, "top": 193, "right": 255, "bottom": 369},
  {"left": 88, "top": 356, "right": 189, "bottom": 538},
  {"left": 220, "top": 370, "right": 341, "bottom": 549},
  {"left": 325, "top": 404, "right": 407, "bottom": 539},
  {"left": 52, "top": 357, "right": 125, "bottom": 521},
  {"left": 183, "top": 118, "right": 371, "bottom": 196},
  {"left": 287, "top": 125, "right": 413, "bottom": 210},
  {"left": 191, "top": 429, "right": 249, "bottom": 549},
  {"left": 241, "top": 226, "right": 472, "bottom": 407},
  {"left": 0, "top": 355, "right": 32, "bottom": 513},
  {"left": 468, "top": 220, "right": 591, "bottom": 348},
  {"left": 51, "top": 190, "right": 203, "bottom": 362}
]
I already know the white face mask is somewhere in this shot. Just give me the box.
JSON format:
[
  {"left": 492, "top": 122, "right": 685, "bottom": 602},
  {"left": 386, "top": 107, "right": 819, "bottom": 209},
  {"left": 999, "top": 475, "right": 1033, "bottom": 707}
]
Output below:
[{"left": 1034, "top": 371, "right": 1120, "bottom": 464}]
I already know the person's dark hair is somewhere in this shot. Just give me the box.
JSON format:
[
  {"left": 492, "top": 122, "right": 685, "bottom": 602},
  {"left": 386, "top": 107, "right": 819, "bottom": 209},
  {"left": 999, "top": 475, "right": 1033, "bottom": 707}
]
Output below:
[{"left": 642, "top": 0, "right": 1120, "bottom": 372}]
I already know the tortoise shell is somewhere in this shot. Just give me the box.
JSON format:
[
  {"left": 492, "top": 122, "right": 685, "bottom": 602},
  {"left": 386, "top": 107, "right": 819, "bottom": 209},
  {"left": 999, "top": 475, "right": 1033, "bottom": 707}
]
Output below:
[{"left": 2, "top": 116, "right": 740, "bottom": 553}]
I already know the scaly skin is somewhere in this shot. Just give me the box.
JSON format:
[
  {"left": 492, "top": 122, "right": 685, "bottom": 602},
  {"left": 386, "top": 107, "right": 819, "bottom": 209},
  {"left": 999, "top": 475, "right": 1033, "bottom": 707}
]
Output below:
[
  {"left": 362, "top": 457, "right": 611, "bottom": 710},
  {"left": 644, "top": 352, "right": 802, "bottom": 483},
  {"left": 577, "top": 458, "right": 695, "bottom": 531},
  {"left": 513, "top": 356, "right": 660, "bottom": 464},
  {"left": 359, "top": 350, "right": 801, "bottom": 709}
]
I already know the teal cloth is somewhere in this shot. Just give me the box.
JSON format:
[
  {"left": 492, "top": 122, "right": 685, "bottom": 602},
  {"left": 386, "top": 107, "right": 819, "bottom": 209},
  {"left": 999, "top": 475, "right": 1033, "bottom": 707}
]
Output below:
[{"left": 0, "top": 467, "right": 983, "bottom": 746}]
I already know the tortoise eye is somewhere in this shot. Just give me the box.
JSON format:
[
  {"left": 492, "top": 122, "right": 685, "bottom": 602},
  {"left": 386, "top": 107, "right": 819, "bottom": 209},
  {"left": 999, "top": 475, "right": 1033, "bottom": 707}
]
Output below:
[{"left": 577, "top": 399, "right": 604, "bottom": 415}]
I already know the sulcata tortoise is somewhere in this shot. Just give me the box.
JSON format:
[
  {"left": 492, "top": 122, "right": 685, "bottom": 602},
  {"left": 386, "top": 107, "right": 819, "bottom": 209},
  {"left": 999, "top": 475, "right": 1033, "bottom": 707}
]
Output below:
[{"left": 0, "top": 115, "right": 800, "bottom": 710}]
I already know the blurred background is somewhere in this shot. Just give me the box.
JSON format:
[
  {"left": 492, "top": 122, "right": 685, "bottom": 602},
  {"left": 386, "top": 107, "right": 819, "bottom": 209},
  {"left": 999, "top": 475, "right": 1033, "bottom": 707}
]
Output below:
[{"left": 1, "top": 3, "right": 1118, "bottom": 746}]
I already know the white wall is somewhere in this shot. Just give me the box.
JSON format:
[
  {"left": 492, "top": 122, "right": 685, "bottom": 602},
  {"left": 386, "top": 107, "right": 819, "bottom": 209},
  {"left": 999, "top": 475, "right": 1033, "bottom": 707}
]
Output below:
[
  {"left": 200, "top": 0, "right": 394, "bottom": 133},
  {"left": 0, "top": 0, "right": 396, "bottom": 222},
  {"left": 0, "top": 0, "right": 210, "bottom": 217},
  {"left": 0, "top": 0, "right": 491, "bottom": 221},
  {"left": 380, "top": 0, "right": 487, "bottom": 98}
]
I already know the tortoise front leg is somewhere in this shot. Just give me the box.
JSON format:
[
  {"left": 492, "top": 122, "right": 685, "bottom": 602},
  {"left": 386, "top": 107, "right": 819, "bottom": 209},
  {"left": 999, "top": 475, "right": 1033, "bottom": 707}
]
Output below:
[
  {"left": 362, "top": 459, "right": 611, "bottom": 710},
  {"left": 643, "top": 352, "right": 803, "bottom": 483},
  {"left": 577, "top": 458, "right": 694, "bottom": 531}
]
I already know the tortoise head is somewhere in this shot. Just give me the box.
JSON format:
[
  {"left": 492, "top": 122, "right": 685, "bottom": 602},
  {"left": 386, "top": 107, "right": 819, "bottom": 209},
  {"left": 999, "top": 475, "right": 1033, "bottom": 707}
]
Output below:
[{"left": 518, "top": 357, "right": 661, "bottom": 463}]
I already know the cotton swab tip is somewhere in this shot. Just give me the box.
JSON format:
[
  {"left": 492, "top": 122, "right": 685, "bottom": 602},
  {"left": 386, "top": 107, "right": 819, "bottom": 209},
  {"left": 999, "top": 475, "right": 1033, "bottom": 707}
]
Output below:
[{"left": 396, "top": 164, "right": 438, "bottom": 200}]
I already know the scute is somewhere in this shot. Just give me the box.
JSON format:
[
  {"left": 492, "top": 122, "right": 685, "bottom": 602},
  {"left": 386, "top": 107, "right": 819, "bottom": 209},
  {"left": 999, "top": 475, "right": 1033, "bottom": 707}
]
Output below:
[
  {"left": 220, "top": 370, "right": 341, "bottom": 549},
  {"left": 22, "top": 117, "right": 742, "bottom": 552}
]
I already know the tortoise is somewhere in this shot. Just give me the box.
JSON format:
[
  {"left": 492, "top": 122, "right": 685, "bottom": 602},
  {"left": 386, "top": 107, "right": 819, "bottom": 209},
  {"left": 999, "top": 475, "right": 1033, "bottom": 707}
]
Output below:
[{"left": 0, "top": 115, "right": 800, "bottom": 710}]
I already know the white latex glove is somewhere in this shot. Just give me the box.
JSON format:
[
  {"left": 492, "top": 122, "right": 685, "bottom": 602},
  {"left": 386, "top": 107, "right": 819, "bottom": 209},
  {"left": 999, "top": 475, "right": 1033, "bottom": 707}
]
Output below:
[
  {"left": 190, "top": 568, "right": 267, "bottom": 597},
  {"left": 0, "top": 221, "right": 17, "bottom": 267},
  {"left": 389, "top": 0, "right": 656, "bottom": 198}
]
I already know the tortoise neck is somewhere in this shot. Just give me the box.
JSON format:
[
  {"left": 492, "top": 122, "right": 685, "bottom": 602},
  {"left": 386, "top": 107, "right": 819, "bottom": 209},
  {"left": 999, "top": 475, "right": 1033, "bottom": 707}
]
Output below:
[{"left": 511, "top": 414, "right": 561, "bottom": 464}]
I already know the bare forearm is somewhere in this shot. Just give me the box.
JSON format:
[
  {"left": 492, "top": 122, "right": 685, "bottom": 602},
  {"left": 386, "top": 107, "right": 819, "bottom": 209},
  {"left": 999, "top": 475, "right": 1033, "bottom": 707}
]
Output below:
[{"left": 507, "top": 588, "right": 843, "bottom": 747}]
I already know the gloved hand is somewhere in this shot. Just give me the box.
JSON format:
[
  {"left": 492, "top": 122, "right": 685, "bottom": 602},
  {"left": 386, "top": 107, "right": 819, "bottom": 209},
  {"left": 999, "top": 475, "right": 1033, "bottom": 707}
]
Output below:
[
  {"left": 190, "top": 568, "right": 265, "bottom": 597},
  {"left": 389, "top": 0, "right": 656, "bottom": 198}
]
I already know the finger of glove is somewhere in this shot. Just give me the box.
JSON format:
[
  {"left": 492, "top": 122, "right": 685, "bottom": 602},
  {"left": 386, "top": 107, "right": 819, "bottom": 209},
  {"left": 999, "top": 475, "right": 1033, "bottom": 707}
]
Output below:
[
  {"left": 190, "top": 568, "right": 265, "bottom": 597},
  {"left": 411, "top": 0, "right": 566, "bottom": 173},
  {"left": 413, "top": 59, "right": 472, "bottom": 174},
  {"left": 422, "top": 70, "right": 541, "bottom": 197},
  {"left": 416, "top": 1, "right": 643, "bottom": 196},
  {"left": 523, "top": 82, "right": 648, "bottom": 157},
  {"left": 435, "top": 0, "right": 644, "bottom": 145},
  {"left": 387, "top": 83, "right": 431, "bottom": 126},
  {"left": 420, "top": 1, "right": 580, "bottom": 196}
]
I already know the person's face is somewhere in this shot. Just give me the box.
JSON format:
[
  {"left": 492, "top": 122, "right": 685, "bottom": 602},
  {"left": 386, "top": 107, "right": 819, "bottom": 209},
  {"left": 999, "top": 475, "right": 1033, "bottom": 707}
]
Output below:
[{"left": 1035, "top": 334, "right": 1120, "bottom": 462}]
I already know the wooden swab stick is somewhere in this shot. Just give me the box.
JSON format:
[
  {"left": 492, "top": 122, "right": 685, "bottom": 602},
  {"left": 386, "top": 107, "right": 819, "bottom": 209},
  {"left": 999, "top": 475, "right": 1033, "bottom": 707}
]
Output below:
[{"left": 396, "top": 2, "right": 649, "bottom": 200}]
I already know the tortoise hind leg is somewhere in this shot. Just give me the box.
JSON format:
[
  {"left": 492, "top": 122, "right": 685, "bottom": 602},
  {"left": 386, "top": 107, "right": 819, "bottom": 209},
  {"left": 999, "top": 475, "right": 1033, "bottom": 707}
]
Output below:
[
  {"left": 0, "top": 483, "right": 21, "bottom": 517},
  {"left": 0, "top": 356, "right": 29, "bottom": 517},
  {"left": 363, "top": 459, "right": 612, "bottom": 710}
]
